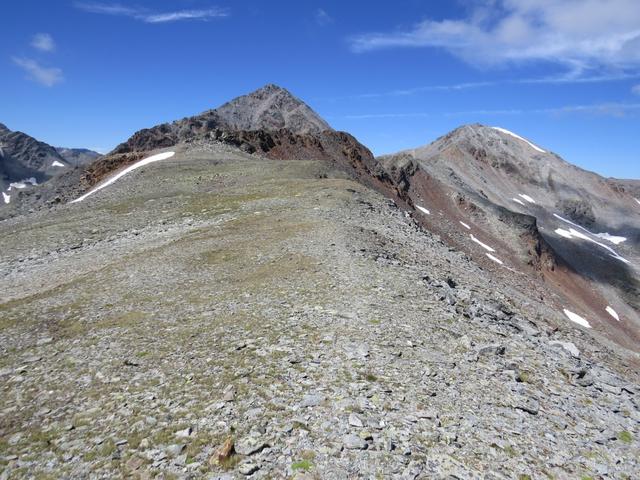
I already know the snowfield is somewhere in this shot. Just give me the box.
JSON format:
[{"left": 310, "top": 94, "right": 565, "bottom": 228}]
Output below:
[
  {"left": 470, "top": 234, "right": 496, "bottom": 253},
  {"left": 71, "top": 151, "right": 176, "bottom": 203},
  {"left": 605, "top": 306, "right": 620, "bottom": 321},
  {"left": 492, "top": 127, "right": 546, "bottom": 153},
  {"left": 563, "top": 309, "right": 592, "bottom": 329},
  {"left": 415, "top": 205, "right": 431, "bottom": 215},
  {"left": 52, "top": 160, "right": 65, "bottom": 167},
  {"left": 2, "top": 192, "right": 9, "bottom": 204}
]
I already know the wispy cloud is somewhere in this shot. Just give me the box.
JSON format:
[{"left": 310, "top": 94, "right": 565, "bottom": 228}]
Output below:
[
  {"left": 315, "top": 9, "right": 333, "bottom": 26},
  {"left": 345, "top": 102, "right": 640, "bottom": 120},
  {"left": 12, "top": 57, "right": 63, "bottom": 87},
  {"left": 349, "top": 0, "right": 640, "bottom": 79},
  {"left": 444, "top": 102, "right": 640, "bottom": 117},
  {"left": 354, "top": 81, "right": 496, "bottom": 99},
  {"left": 632, "top": 84, "right": 640, "bottom": 96},
  {"left": 345, "top": 112, "right": 432, "bottom": 120},
  {"left": 31, "top": 33, "right": 55, "bottom": 52},
  {"left": 75, "top": 2, "right": 229, "bottom": 23},
  {"left": 327, "top": 72, "right": 640, "bottom": 102}
]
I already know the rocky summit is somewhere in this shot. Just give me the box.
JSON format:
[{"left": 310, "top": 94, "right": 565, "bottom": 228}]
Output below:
[{"left": 0, "top": 85, "right": 639, "bottom": 479}]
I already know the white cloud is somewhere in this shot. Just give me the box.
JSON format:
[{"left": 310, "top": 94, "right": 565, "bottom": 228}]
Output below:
[
  {"left": 75, "top": 2, "right": 228, "bottom": 23},
  {"left": 144, "top": 9, "right": 228, "bottom": 23},
  {"left": 350, "top": 0, "right": 640, "bottom": 76},
  {"left": 315, "top": 9, "right": 333, "bottom": 26},
  {"left": 31, "top": 33, "right": 55, "bottom": 52},
  {"left": 12, "top": 57, "right": 63, "bottom": 87},
  {"left": 632, "top": 84, "right": 640, "bottom": 95}
]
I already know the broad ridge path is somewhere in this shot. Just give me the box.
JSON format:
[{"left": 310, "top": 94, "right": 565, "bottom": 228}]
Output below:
[{"left": 0, "top": 144, "right": 638, "bottom": 478}]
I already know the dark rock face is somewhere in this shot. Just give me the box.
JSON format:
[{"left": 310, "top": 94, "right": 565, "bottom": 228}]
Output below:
[
  {"left": 556, "top": 199, "right": 596, "bottom": 227},
  {"left": 0, "top": 124, "right": 69, "bottom": 193}
]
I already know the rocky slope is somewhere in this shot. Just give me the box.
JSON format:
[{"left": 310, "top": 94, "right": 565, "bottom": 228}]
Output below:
[
  {"left": 0, "top": 143, "right": 638, "bottom": 479},
  {"left": 379, "top": 124, "right": 640, "bottom": 350}
]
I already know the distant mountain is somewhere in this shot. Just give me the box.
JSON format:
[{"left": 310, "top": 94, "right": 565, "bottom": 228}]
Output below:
[
  {"left": 0, "top": 123, "right": 70, "bottom": 204},
  {"left": 378, "top": 124, "right": 640, "bottom": 348},
  {"left": 111, "top": 84, "right": 333, "bottom": 154},
  {"left": 79, "top": 84, "right": 382, "bottom": 196},
  {"left": 55, "top": 147, "right": 101, "bottom": 166}
]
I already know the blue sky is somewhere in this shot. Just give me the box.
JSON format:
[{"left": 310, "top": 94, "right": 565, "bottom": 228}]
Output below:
[{"left": 2, "top": 1, "right": 639, "bottom": 178}]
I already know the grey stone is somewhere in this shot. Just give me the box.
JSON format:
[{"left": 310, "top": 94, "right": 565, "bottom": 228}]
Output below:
[
  {"left": 239, "top": 462, "right": 259, "bottom": 475},
  {"left": 549, "top": 340, "right": 580, "bottom": 358},
  {"left": 299, "top": 394, "right": 324, "bottom": 408},
  {"left": 343, "top": 434, "right": 368, "bottom": 450},
  {"left": 348, "top": 413, "right": 364, "bottom": 427}
]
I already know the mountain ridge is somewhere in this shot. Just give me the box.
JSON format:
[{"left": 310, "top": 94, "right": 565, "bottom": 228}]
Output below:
[
  {"left": 378, "top": 122, "right": 640, "bottom": 348},
  {"left": 1, "top": 87, "right": 640, "bottom": 479}
]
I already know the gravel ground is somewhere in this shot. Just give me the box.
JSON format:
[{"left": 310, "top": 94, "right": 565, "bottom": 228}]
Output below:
[{"left": 1, "top": 144, "right": 638, "bottom": 479}]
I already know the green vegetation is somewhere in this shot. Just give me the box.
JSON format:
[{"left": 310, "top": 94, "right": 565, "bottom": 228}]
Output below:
[
  {"left": 292, "top": 459, "right": 313, "bottom": 471},
  {"left": 617, "top": 431, "right": 633, "bottom": 443}
]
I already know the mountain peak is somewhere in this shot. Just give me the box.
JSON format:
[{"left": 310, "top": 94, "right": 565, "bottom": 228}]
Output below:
[
  {"left": 431, "top": 124, "right": 547, "bottom": 156},
  {"left": 214, "top": 84, "right": 333, "bottom": 134},
  {"left": 252, "top": 83, "right": 290, "bottom": 95},
  {"left": 0, "top": 122, "right": 10, "bottom": 133}
]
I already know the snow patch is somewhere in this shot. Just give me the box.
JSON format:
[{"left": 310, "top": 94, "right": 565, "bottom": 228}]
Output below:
[
  {"left": 415, "top": 205, "right": 431, "bottom": 215},
  {"left": 8, "top": 177, "right": 38, "bottom": 191},
  {"left": 553, "top": 214, "right": 630, "bottom": 264},
  {"left": 51, "top": 160, "right": 65, "bottom": 167},
  {"left": 605, "top": 306, "right": 620, "bottom": 321},
  {"left": 554, "top": 213, "right": 626, "bottom": 245},
  {"left": 492, "top": 127, "right": 546, "bottom": 153},
  {"left": 512, "top": 197, "right": 526, "bottom": 206},
  {"left": 2, "top": 192, "right": 9, "bottom": 204},
  {"left": 518, "top": 193, "right": 536, "bottom": 204},
  {"left": 554, "top": 228, "right": 573, "bottom": 239},
  {"left": 563, "top": 309, "right": 592, "bottom": 329},
  {"left": 459, "top": 221, "right": 471, "bottom": 230},
  {"left": 594, "top": 232, "right": 626, "bottom": 245},
  {"left": 635, "top": 198, "right": 640, "bottom": 205},
  {"left": 470, "top": 234, "right": 496, "bottom": 252},
  {"left": 485, "top": 253, "right": 504, "bottom": 265},
  {"left": 71, "top": 151, "right": 176, "bottom": 203}
]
